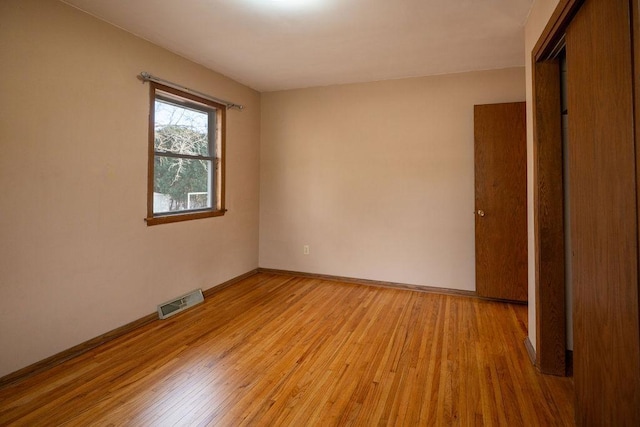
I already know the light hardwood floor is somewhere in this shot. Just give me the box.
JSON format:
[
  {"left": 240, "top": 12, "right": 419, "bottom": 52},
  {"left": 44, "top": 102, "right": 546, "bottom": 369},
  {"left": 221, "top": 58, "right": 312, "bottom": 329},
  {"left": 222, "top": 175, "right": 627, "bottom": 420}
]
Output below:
[{"left": 0, "top": 273, "right": 574, "bottom": 426}]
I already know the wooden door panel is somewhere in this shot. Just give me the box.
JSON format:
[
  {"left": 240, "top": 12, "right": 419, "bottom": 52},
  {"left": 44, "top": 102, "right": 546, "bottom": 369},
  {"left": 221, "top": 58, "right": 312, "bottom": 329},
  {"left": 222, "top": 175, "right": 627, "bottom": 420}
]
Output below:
[
  {"left": 474, "top": 102, "right": 527, "bottom": 302},
  {"left": 566, "top": 0, "right": 640, "bottom": 423}
]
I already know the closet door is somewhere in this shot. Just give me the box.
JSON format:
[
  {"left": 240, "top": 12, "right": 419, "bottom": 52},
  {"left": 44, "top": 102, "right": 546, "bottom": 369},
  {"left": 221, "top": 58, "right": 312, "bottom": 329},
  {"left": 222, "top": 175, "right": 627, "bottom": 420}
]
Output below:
[{"left": 566, "top": 0, "right": 640, "bottom": 424}]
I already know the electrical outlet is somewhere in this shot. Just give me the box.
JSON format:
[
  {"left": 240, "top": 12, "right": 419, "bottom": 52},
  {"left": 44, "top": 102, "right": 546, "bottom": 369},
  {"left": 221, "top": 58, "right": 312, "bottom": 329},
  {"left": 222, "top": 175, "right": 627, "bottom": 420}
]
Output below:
[{"left": 303, "top": 245, "right": 310, "bottom": 255}]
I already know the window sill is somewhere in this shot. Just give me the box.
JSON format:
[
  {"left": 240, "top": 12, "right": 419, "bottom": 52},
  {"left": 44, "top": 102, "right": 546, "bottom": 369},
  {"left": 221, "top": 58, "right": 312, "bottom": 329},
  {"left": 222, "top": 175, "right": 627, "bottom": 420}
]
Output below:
[{"left": 145, "top": 209, "right": 226, "bottom": 226}]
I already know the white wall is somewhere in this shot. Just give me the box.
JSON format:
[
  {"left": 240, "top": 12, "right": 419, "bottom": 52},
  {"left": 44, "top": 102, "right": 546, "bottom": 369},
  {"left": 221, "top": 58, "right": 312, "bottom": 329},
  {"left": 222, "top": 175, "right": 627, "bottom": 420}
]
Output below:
[
  {"left": 260, "top": 69, "right": 525, "bottom": 290},
  {"left": 524, "top": 0, "right": 561, "bottom": 349},
  {"left": 0, "top": 0, "right": 261, "bottom": 377}
]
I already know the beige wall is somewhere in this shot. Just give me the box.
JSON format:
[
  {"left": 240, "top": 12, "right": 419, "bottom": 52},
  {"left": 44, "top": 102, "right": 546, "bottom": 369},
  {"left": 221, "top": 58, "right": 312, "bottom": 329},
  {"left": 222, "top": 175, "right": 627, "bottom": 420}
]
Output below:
[
  {"left": 0, "top": 0, "right": 260, "bottom": 377},
  {"left": 524, "top": 0, "right": 560, "bottom": 350},
  {"left": 260, "top": 69, "right": 525, "bottom": 290}
]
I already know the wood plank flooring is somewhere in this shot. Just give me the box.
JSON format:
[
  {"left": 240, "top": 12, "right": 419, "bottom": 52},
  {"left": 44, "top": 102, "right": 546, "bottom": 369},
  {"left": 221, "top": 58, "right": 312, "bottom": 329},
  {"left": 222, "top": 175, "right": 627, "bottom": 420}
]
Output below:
[{"left": 0, "top": 273, "right": 574, "bottom": 426}]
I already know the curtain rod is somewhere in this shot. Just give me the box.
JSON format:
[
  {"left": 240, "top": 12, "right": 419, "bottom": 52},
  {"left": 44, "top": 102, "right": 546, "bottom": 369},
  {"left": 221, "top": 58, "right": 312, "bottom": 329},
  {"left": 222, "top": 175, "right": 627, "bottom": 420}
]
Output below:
[{"left": 138, "top": 72, "right": 244, "bottom": 111}]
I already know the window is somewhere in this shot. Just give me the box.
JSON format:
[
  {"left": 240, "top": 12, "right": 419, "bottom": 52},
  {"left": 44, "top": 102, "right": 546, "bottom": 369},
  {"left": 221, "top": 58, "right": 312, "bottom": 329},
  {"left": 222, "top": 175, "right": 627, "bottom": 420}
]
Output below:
[{"left": 146, "top": 82, "right": 225, "bottom": 225}]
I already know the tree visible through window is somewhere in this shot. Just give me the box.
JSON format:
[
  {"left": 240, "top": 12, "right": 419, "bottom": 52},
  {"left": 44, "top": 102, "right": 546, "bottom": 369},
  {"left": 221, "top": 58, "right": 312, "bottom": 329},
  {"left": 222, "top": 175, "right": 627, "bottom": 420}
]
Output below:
[{"left": 146, "top": 83, "right": 225, "bottom": 225}]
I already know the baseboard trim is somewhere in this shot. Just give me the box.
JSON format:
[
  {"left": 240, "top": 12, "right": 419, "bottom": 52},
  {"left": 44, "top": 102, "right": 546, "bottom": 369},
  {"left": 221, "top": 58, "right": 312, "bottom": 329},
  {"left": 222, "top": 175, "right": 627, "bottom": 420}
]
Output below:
[
  {"left": 525, "top": 337, "right": 537, "bottom": 366},
  {"left": 0, "top": 268, "right": 260, "bottom": 389},
  {"left": 259, "top": 268, "right": 530, "bottom": 305},
  {"left": 0, "top": 314, "right": 158, "bottom": 390},
  {"left": 259, "top": 267, "right": 481, "bottom": 299},
  {"left": 203, "top": 269, "right": 260, "bottom": 299},
  {"left": 259, "top": 268, "right": 528, "bottom": 305},
  {"left": 524, "top": 337, "right": 573, "bottom": 377}
]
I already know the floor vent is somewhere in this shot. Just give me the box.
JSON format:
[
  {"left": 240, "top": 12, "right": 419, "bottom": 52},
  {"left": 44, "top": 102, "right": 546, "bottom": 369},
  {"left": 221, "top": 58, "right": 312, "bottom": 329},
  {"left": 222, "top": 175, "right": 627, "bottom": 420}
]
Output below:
[{"left": 157, "top": 289, "right": 204, "bottom": 319}]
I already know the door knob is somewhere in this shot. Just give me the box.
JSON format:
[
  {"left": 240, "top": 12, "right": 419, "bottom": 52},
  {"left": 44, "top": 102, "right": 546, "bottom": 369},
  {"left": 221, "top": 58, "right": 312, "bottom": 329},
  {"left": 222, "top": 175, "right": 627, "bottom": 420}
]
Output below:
[{"left": 477, "top": 210, "right": 485, "bottom": 217}]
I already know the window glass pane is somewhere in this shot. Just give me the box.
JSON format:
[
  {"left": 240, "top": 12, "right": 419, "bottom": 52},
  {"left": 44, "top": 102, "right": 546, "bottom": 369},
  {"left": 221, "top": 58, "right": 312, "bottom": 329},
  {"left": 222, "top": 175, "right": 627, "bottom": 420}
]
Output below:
[
  {"left": 154, "top": 99, "right": 210, "bottom": 156},
  {"left": 153, "top": 156, "right": 212, "bottom": 213}
]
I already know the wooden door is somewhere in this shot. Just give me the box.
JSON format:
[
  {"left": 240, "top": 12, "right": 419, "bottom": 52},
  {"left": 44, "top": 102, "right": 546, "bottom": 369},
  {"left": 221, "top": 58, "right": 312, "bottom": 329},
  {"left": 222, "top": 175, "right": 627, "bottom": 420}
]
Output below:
[
  {"left": 474, "top": 102, "right": 527, "bottom": 302},
  {"left": 566, "top": 0, "right": 640, "bottom": 423}
]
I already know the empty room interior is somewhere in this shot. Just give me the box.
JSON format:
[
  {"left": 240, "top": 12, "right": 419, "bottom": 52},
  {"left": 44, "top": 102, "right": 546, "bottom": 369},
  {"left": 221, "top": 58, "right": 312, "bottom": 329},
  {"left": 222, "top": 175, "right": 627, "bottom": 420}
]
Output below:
[{"left": 1, "top": 0, "right": 639, "bottom": 425}]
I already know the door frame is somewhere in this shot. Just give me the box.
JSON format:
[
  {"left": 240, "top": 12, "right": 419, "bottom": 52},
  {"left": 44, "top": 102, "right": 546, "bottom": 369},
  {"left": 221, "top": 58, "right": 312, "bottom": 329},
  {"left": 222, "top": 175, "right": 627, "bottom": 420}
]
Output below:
[{"left": 530, "top": 0, "right": 584, "bottom": 376}]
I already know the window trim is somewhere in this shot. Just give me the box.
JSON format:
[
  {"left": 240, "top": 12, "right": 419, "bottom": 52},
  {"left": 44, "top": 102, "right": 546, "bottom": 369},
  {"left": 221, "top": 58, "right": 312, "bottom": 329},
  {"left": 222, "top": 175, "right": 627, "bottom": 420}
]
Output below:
[{"left": 145, "top": 82, "right": 226, "bottom": 226}]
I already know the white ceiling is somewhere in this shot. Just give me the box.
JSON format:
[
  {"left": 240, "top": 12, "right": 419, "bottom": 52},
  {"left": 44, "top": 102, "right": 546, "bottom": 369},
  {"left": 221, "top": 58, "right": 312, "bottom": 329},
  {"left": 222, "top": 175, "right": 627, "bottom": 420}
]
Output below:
[{"left": 61, "top": 0, "right": 533, "bottom": 92}]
